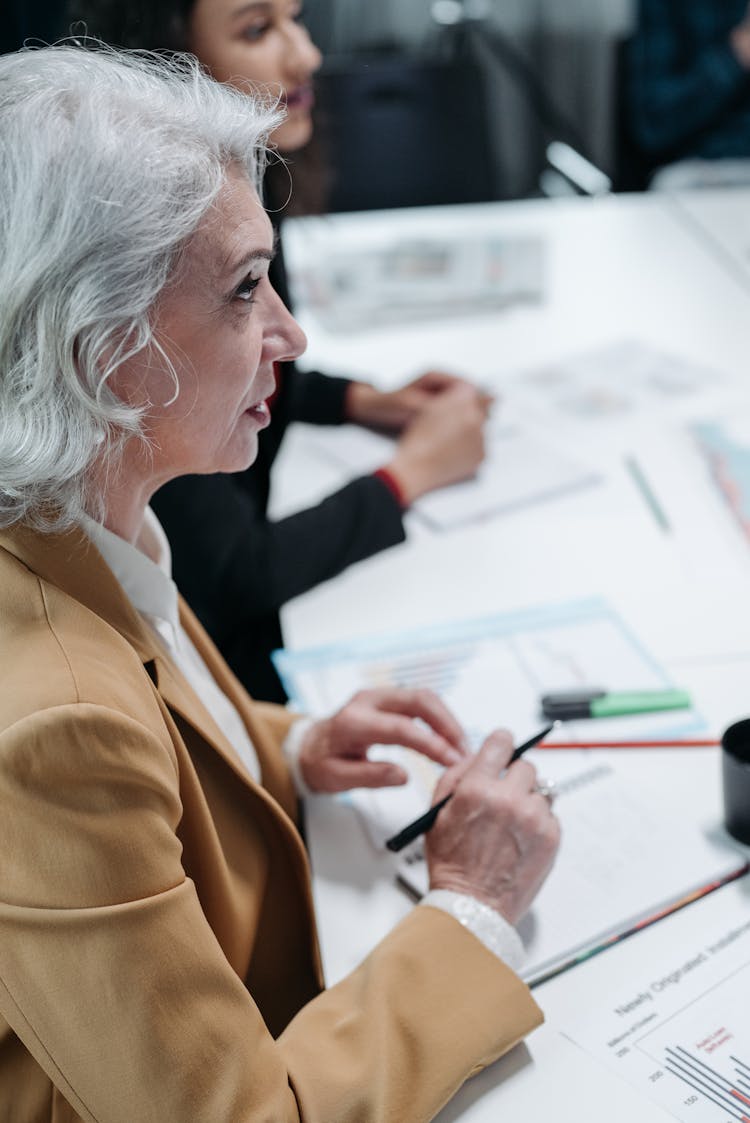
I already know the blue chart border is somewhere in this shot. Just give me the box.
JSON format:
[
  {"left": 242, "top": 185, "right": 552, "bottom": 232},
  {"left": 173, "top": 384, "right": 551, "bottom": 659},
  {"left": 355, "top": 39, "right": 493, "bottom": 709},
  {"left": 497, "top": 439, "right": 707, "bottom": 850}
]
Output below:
[{"left": 273, "top": 596, "right": 706, "bottom": 739}]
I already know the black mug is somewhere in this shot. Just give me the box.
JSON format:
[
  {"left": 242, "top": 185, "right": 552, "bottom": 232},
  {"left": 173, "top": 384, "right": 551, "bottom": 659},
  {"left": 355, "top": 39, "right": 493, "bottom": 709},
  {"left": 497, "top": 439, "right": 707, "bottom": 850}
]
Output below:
[{"left": 721, "top": 719, "right": 750, "bottom": 845}]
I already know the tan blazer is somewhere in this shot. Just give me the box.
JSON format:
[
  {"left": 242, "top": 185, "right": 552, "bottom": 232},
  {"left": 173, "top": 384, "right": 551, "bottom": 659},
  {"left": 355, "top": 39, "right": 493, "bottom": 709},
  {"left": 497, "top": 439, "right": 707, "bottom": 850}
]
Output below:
[{"left": 0, "top": 523, "right": 542, "bottom": 1123}]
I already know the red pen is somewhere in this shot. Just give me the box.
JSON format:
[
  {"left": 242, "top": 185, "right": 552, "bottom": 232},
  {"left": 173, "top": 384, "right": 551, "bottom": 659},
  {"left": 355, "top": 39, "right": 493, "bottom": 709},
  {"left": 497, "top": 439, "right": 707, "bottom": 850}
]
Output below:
[{"left": 537, "top": 738, "right": 719, "bottom": 749}]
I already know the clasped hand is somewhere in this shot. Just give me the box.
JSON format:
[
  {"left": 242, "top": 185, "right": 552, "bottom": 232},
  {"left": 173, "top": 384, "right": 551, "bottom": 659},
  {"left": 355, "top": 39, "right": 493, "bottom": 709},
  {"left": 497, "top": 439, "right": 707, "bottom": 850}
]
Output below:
[
  {"left": 347, "top": 371, "right": 494, "bottom": 504},
  {"left": 347, "top": 370, "right": 492, "bottom": 433}
]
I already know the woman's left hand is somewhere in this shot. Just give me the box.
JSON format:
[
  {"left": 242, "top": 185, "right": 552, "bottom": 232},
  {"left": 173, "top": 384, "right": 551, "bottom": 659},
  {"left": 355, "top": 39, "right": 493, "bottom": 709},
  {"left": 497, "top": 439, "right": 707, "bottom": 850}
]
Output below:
[
  {"left": 298, "top": 687, "right": 470, "bottom": 793},
  {"left": 346, "top": 371, "right": 493, "bottom": 433}
]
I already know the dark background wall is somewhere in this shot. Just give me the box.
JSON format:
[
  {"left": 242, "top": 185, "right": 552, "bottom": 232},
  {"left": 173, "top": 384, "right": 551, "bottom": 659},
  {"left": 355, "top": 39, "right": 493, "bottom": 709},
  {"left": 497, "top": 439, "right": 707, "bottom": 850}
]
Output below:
[{"left": 1, "top": 0, "right": 639, "bottom": 201}]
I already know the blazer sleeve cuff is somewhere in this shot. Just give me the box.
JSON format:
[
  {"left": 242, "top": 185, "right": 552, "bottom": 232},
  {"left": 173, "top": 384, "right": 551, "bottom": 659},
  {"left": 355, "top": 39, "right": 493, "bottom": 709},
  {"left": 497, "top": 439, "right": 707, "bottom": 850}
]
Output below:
[{"left": 422, "top": 890, "right": 526, "bottom": 972}]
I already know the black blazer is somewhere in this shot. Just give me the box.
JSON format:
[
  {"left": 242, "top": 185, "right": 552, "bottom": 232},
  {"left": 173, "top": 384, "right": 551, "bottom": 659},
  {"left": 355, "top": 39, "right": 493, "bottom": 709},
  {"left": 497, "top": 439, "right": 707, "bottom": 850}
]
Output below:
[{"left": 152, "top": 240, "right": 405, "bottom": 702}]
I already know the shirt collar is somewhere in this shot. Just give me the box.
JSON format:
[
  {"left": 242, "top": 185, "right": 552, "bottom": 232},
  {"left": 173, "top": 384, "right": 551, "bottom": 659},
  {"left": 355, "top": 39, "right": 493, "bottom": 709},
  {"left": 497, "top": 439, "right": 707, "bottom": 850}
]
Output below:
[{"left": 79, "top": 507, "right": 180, "bottom": 650}]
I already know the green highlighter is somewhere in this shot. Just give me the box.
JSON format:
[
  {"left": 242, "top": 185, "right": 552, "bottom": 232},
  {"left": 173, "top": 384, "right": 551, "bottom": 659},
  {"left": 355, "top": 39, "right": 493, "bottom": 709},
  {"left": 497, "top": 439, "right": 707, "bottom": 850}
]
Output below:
[{"left": 540, "top": 687, "right": 692, "bottom": 721}]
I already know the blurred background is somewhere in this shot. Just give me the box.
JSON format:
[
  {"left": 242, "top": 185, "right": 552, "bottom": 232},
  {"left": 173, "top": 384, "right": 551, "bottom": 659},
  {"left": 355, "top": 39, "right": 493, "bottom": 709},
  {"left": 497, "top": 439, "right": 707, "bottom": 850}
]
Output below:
[
  {"left": 303, "top": 0, "right": 636, "bottom": 202},
  {"left": 0, "top": 0, "right": 723, "bottom": 208}
]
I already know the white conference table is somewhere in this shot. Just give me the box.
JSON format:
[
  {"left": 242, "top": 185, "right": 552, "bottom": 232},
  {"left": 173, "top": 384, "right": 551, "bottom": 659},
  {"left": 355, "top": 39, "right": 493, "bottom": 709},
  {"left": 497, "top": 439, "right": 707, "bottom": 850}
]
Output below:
[
  {"left": 272, "top": 192, "right": 750, "bottom": 1122},
  {"left": 670, "top": 186, "right": 750, "bottom": 295}
]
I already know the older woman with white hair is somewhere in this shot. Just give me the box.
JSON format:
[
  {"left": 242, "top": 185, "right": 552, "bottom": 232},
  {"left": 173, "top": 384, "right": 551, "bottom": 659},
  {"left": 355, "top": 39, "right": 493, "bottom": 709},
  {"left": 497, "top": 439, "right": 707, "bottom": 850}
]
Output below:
[{"left": 0, "top": 45, "right": 559, "bottom": 1122}]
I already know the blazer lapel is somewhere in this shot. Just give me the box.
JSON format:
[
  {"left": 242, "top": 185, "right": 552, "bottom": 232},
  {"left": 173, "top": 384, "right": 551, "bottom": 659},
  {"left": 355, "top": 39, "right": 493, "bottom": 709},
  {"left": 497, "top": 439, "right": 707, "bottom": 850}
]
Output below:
[
  {"left": 1, "top": 522, "right": 325, "bottom": 1011},
  {"left": 1, "top": 523, "right": 299, "bottom": 832},
  {"left": 178, "top": 596, "right": 300, "bottom": 819},
  {"left": 151, "top": 644, "right": 305, "bottom": 847}
]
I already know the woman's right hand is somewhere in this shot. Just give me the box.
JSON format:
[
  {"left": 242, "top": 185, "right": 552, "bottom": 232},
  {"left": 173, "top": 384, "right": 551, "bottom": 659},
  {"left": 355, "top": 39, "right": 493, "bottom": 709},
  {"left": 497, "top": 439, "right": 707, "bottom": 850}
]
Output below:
[
  {"left": 425, "top": 730, "right": 561, "bottom": 927},
  {"left": 385, "top": 384, "right": 489, "bottom": 505}
]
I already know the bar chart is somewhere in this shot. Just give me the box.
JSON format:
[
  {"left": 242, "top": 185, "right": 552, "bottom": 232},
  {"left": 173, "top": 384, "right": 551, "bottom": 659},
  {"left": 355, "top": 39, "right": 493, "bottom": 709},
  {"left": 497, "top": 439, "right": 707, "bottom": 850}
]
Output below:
[
  {"left": 662, "top": 1044, "right": 750, "bottom": 1120},
  {"left": 560, "top": 881, "right": 750, "bottom": 1123},
  {"left": 637, "top": 967, "right": 750, "bottom": 1122}
]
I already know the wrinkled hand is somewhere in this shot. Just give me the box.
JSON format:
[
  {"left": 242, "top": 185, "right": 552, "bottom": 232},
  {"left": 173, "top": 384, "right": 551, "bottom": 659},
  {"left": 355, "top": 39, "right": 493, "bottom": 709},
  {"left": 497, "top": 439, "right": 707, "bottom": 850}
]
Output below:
[
  {"left": 347, "top": 371, "right": 492, "bottom": 433},
  {"left": 426, "top": 730, "right": 561, "bottom": 926},
  {"left": 298, "top": 688, "right": 469, "bottom": 793},
  {"left": 386, "top": 383, "right": 488, "bottom": 504}
]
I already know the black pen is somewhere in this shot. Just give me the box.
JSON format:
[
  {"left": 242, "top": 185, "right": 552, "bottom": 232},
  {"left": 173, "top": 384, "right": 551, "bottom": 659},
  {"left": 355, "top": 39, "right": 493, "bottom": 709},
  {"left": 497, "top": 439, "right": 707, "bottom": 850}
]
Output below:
[{"left": 384, "top": 723, "right": 556, "bottom": 853}]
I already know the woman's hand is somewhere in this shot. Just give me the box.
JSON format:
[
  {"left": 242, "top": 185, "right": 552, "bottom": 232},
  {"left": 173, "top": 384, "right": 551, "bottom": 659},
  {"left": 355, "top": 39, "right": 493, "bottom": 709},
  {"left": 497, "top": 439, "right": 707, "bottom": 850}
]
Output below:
[
  {"left": 346, "top": 371, "right": 492, "bottom": 433},
  {"left": 426, "top": 730, "right": 561, "bottom": 927},
  {"left": 385, "top": 383, "right": 489, "bottom": 504},
  {"left": 298, "top": 688, "right": 469, "bottom": 793}
]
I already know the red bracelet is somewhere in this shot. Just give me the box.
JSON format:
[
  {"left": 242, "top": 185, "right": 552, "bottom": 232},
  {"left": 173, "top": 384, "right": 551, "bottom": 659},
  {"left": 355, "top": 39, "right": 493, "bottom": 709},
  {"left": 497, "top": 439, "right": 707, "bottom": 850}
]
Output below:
[{"left": 373, "top": 467, "right": 407, "bottom": 509}]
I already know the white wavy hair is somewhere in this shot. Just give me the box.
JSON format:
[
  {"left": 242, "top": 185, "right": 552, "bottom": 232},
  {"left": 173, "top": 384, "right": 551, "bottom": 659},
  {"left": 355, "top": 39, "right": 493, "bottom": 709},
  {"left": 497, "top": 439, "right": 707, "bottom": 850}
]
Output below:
[{"left": 0, "top": 44, "right": 282, "bottom": 530}]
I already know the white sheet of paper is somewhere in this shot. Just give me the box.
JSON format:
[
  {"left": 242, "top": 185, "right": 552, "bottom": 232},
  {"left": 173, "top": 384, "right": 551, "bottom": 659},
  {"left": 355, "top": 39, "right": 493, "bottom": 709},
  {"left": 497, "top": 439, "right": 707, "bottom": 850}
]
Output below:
[
  {"left": 509, "top": 340, "right": 724, "bottom": 422},
  {"left": 392, "top": 754, "right": 744, "bottom": 986},
  {"left": 545, "top": 872, "right": 750, "bottom": 1123},
  {"left": 308, "top": 419, "right": 600, "bottom": 530}
]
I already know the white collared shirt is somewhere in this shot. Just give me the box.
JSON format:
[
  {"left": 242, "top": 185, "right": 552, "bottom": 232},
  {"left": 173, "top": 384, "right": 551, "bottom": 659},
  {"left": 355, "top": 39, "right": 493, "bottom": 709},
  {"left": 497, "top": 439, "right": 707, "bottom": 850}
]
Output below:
[{"left": 81, "top": 507, "right": 264, "bottom": 783}]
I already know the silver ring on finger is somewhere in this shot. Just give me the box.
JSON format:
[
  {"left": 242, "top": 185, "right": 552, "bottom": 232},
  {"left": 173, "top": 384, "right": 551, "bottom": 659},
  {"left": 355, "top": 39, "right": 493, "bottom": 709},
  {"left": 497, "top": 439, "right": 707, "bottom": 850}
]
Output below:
[{"left": 532, "top": 778, "right": 557, "bottom": 805}]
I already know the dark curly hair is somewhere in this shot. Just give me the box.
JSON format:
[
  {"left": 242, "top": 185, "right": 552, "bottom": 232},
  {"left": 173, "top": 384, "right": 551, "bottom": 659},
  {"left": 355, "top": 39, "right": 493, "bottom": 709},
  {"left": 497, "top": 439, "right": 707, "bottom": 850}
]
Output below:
[{"left": 66, "top": 0, "right": 196, "bottom": 52}]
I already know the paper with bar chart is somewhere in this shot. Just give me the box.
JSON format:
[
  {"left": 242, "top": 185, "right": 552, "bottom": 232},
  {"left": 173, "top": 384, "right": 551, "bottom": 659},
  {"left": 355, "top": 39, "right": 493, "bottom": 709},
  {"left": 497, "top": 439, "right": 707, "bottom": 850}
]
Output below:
[
  {"left": 554, "top": 875, "right": 750, "bottom": 1123},
  {"left": 274, "top": 598, "right": 704, "bottom": 754},
  {"left": 275, "top": 599, "right": 746, "bottom": 985},
  {"left": 274, "top": 598, "right": 709, "bottom": 850}
]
